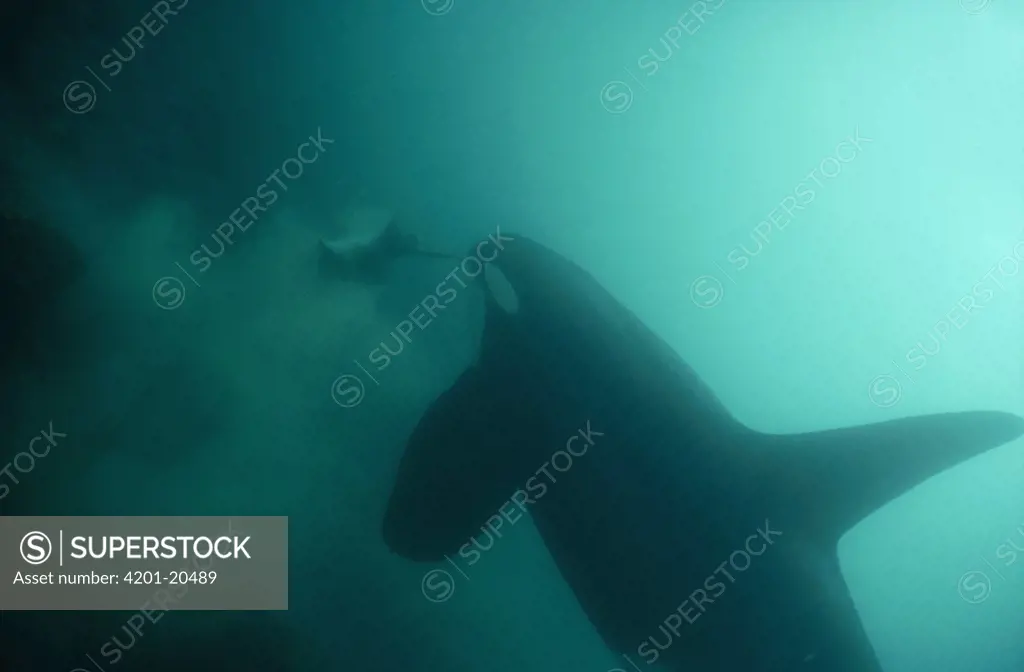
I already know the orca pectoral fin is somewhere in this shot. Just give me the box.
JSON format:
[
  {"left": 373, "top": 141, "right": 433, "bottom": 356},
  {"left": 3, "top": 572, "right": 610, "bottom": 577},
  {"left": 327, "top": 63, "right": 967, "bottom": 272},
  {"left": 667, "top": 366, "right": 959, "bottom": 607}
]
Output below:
[
  {"left": 760, "top": 411, "right": 1024, "bottom": 544},
  {"left": 382, "top": 351, "right": 553, "bottom": 560}
]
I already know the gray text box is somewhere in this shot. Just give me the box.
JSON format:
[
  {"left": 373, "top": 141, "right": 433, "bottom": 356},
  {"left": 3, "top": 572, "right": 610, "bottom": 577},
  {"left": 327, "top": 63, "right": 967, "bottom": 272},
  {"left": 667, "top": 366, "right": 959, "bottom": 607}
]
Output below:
[{"left": 0, "top": 516, "right": 287, "bottom": 610}]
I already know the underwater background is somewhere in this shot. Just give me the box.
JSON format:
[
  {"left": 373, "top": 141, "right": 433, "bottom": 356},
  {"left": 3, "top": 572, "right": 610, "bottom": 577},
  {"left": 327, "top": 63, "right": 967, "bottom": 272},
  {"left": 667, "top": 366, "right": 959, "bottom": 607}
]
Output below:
[{"left": 0, "top": 0, "right": 1022, "bottom": 670}]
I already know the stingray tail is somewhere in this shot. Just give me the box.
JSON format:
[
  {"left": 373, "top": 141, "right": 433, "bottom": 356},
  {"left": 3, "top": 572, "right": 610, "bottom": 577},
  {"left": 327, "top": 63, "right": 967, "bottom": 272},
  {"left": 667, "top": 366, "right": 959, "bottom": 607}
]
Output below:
[
  {"left": 412, "top": 249, "right": 463, "bottom": 261},
  {"left": 756, "top": 411, "right": 1024, "bottom": 545}
]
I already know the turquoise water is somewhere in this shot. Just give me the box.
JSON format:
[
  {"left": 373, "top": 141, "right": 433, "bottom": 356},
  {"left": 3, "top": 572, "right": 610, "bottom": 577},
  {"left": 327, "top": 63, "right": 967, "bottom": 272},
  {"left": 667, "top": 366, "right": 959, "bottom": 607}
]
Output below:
[{"left": 1, "top": 1, "right": 1022, "bottom": 670}]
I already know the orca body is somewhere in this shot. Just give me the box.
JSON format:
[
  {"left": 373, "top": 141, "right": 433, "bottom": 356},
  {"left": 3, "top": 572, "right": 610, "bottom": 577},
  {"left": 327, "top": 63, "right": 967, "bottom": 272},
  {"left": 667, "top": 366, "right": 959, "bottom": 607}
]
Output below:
[{"left": 382, "top": 234, "right": 1024, "bottom": 671}]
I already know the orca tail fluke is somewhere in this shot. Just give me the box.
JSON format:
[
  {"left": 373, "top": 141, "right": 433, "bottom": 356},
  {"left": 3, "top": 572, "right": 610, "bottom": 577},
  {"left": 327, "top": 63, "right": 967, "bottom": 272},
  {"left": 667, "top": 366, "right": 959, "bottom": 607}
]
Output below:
[{"left": 759, "top": 411, "right": 1024, "bottom": 544}]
